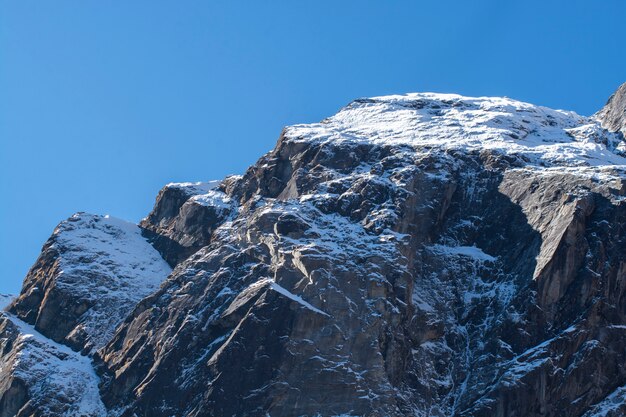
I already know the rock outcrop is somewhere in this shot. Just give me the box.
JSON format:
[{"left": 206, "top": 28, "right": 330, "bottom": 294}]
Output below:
[
  {"left": 597, "top": 82, "right": 626, "bottom": 136},
  {"left": 3, "top": 84, "right": 626, "bottom": 416}
]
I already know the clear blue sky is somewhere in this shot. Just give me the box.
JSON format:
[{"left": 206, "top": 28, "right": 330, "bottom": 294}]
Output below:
[{"left": 1, "top": 1, "right": 625, "bottom": 294}]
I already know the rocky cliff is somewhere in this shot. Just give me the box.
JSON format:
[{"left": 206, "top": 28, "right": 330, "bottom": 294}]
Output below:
[
  {"left": 2, "top": 83, "right": 626, "bottom": 416},
  {"left": 597, "top": 83, "right": 626, "bottom": 136}
]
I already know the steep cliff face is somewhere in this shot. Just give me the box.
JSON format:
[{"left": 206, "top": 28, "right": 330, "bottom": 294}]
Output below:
[
  {"left": 2, "top": 85, "right": 626, "bottom": 417},
  {"left": 597, "top": 82, "right": 626, "bottom": 136}
]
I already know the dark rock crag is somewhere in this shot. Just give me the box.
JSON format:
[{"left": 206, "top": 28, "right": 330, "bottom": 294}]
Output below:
[{"left": 2, "top": 84, "right": 626, "bottom": 416}]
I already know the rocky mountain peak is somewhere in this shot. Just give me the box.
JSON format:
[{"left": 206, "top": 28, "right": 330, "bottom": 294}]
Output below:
[
  {"left": 596, "top": 82, "right": 626, "bottom": 135},
  {"left": 2, "top": 86, "right": 626, "bottom": 417}
]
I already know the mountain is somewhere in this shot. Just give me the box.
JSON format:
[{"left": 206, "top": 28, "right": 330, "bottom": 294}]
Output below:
[{"left": 2, "top": 84, "right": 626, "bottom": 416}]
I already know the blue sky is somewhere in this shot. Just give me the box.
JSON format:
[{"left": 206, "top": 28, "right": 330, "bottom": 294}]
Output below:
[{"left": 1, "top": 1, "right": 625, "bottom": 294}]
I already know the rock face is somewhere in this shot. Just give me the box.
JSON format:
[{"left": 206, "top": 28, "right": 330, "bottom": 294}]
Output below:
[
  {"left": 3, "top": 85, "right": 626, "bottom": 416},
  {"left": 597, "top": 82, "right": 626, "bottom": 136}
]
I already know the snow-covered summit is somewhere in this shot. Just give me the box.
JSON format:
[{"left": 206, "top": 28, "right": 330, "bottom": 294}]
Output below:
[{"left": 285, "top": 92, "right": 626, "bottom": 170}]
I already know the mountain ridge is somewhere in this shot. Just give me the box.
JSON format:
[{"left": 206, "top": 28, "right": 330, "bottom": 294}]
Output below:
[{"left": 2, "top": 83, "right": 626, "bottom": 416}]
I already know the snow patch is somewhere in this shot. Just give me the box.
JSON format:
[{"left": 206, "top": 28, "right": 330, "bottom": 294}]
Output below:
[
  {"left": 268, "top": 281, "right": 330, "bottom": 317},
  {"left": 50, "top": 213, "right": 172, "bottom": 350},
  {"left": 190, "top": 190, "right": 233, "bottom": 210},
  {"left": 237, "top": 278, "right": 330, "bottom": 317},
  {"left": 428, "top": 244, "right": 496, "bottom": 262}
]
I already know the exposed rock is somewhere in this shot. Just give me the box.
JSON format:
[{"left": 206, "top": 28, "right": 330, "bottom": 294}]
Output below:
[
  {"left": 140, "top": 181, "right": 236, "bottom": 265},
  {"left": 596, "top": 82, "right": 626, "bottom": 136}
]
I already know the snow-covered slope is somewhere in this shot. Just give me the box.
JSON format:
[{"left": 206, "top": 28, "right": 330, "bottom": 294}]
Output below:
[
  {"left": 10, "top": 213, "right": 172, "bottom": 352},
  {"left": 0, "top": 314, "right": 106, "bottom": 417}
]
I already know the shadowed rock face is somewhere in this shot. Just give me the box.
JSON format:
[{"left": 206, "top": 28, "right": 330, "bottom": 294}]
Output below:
[{"left": 3, "top": 85, "right": 626, "bottom": 417}]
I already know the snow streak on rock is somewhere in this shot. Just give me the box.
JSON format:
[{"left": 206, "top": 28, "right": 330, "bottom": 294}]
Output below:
[{"left": 0, "top": 314, "right": 106, "bottom": 416}]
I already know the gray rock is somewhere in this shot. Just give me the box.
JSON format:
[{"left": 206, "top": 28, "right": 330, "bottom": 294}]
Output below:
[{"left": 596, "top": 82, "right": 626, "bottom": 136}]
